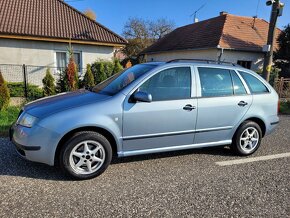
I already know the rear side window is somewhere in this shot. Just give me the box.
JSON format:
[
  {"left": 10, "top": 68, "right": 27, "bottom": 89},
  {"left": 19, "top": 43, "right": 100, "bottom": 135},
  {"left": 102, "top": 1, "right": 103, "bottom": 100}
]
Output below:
[
  {"left": 139, "top": 67, "right": 191, "bottom": 101},
  {"left": 238, "top": 71, "right": 269, "bottom": 94},
  {"left": 198, "top": 67, "right": 233, "bottom": 97},
  {"left": 231, "top": 71, "right": 247, "bottom": 95}
]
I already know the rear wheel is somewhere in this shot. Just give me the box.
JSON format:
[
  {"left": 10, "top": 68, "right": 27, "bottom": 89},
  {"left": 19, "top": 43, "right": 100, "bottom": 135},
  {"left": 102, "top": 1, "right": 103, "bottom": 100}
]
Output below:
[
  {"left": 60, "top": 131, "right": 112, "bottom": 180},
  {"left": 231, "top": 121, "right": 262, "bottom": 156}
]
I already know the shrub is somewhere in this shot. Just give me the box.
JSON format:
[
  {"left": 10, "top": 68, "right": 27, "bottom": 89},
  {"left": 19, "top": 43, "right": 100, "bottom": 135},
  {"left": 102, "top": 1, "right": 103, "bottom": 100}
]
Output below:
[
  {"left": 113, "top": 59, "right": 124, "bottom": 75},
  {"left": 27, "top": 85, "right": 43, "bottom": 100},
  {"left": 82, "top": 64, "right": 95, "bottom": 87},
  {"left": 91, "top": 62, "right": 107, "bottom": 84},
  {"left": 91, "top": 60, "right": 124, "bottom": 84},
  {"left": 67, "top": 56, "right": 79, "bottom": 91},
  {"left": 42, "top": 68, "right": 56, "bottom": 96},
  {"left": 7, "top": 82, "right": 43, "bottom": 99},
  {"left": 56, "top": 70, "right": 70, "bottom": 93},
  {"left": 0, "top": 72, "right": 10, "bottom": 110}
]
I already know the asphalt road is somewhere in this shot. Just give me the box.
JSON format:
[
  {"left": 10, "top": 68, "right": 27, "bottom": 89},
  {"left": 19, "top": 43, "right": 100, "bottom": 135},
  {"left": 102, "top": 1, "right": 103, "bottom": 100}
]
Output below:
[{"left": 0, "top": 116, "right": 289, "bottom": 217}]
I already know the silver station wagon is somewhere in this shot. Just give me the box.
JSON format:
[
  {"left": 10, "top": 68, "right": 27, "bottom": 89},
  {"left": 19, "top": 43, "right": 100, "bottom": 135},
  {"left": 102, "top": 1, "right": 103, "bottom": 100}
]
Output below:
[{"left": 10, "top": 59, "right": 279, "bottom": 179}]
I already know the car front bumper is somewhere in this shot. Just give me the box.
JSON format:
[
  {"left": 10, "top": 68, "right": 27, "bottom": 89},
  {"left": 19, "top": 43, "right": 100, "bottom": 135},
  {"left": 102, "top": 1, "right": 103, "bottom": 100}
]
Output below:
[{"left": 10, "top": 123, "right": 61, "bottom": 166}]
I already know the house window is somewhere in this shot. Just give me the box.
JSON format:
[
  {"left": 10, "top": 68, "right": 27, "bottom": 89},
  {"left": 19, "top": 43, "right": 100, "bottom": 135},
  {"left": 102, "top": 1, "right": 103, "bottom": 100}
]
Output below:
[
  {"left": 237, "top": 60, "right": 252, "bottom": 69},
  {"left": 56, "top": 51, "right": 82, "bottom": 71},
  {"left": 56, "top": 52, "right": 67, "bottom": 71}
]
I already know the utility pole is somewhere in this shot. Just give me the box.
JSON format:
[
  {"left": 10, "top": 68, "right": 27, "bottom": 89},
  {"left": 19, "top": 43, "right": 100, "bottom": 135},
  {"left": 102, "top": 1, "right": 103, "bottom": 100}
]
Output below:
[{"left": 262, "top": 0, "right": 284, "bottom": 81}]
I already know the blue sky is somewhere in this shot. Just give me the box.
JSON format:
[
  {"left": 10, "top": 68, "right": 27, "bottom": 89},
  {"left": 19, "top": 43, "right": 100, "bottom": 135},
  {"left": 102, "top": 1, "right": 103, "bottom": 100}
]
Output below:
[{"left": 68, "top": 0, "right": 290, "bottom": 35}]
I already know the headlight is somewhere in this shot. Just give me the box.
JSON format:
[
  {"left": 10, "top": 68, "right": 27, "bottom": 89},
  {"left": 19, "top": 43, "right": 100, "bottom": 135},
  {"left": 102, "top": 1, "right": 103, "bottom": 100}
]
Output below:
[{"left": 18, "top": 113, "right": 37, "bottom": 128}]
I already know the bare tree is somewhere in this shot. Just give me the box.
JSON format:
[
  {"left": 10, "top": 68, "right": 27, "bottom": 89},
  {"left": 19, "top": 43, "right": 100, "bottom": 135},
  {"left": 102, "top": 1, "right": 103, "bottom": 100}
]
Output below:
[
  {"left": 149, "top": 18, "right": 175, "bottom": 40},
  {"left": 84, "top": 9, "right": 97, "bottom": 20},
  {"left": 122, "top": 17, "right": 175, "bottom": 58}
]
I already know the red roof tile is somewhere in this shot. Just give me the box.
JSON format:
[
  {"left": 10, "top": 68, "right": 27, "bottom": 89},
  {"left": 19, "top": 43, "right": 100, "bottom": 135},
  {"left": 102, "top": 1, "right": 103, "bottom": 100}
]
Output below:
[
  {"left": 0, "top": 0, "right": 127, "bottom": 45},
  {"left": 142, "top": 14, "right": 281, "bottom": 54}
]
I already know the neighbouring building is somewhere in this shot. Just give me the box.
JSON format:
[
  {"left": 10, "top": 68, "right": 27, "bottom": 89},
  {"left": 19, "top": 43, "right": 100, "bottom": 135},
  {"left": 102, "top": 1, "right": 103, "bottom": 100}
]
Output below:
[
  {"left": 0, "top": 0, "right": 127, "bottom": 85},
  {"left": 141, "top": 12, "right": 282, "bottom": 71}
]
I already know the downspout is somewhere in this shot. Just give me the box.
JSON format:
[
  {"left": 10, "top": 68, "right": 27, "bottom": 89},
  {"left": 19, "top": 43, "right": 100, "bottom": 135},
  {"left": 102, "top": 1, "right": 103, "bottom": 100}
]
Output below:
[{"left": 217, "top": 45, "right": 224, "bottom": 63}]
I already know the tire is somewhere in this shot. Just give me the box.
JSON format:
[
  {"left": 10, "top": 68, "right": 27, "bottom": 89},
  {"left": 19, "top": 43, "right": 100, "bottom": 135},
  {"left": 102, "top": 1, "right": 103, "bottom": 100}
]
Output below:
[
  {"left": 59, "top": 131, "right": 112, "bottom": 180},
  {"left": 231, "top": 121, "right": 262, "bottom": 156}
]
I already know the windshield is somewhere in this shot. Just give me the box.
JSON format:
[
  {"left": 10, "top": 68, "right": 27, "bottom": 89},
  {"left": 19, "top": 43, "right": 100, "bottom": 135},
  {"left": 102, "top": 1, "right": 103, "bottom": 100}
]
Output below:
[{"left": 92, "top": 64, "right": 157, "bottom": 95}]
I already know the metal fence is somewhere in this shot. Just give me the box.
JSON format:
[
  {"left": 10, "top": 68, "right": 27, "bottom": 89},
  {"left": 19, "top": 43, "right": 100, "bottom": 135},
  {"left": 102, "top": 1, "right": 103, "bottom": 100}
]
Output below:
[
  {"left": 0, "top": 64, "right": 85, "bottom": 101},
  {"left": 274, "top": 77, "right": 290, "bottom": 99}
]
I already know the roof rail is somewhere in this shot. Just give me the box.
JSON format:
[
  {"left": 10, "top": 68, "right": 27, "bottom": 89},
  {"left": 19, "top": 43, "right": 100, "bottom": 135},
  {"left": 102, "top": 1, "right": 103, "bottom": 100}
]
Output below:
[{"left": 166, "top": 59, "right": 236, "bottom": 66}]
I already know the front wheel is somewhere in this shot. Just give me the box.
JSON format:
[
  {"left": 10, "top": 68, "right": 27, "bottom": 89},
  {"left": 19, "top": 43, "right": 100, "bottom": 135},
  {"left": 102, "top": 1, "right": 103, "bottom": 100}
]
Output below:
[
  {"left": 60, "top": 131, "right": 112, "bottom": 180},
  {"left": 231, "top": 121, "right": 262, "bottom": 156}
]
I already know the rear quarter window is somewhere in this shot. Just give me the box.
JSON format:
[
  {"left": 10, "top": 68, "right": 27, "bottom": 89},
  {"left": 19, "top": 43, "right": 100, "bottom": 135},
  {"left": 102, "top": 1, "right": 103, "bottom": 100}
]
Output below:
[{"left": 238, "top": 71, "right": 269, "bottom": 94}]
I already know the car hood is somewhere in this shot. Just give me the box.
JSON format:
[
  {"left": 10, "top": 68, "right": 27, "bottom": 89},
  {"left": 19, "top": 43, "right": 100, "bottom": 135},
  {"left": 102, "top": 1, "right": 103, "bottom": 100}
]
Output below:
[{"left": 24, "top": 90, "right": 111, "bottom": 118}]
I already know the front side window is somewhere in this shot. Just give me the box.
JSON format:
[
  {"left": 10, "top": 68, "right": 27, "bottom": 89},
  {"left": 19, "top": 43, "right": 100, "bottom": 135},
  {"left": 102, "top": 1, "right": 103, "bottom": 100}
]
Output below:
[
  {"left": 139, "top": 67, "right": 191, "bottom": 101},
  {"left": 198, "top": 67, "right": 233, "bottom": 97},
  {"left": 239, "top": 71, "right": 269, "bottom": 94}
]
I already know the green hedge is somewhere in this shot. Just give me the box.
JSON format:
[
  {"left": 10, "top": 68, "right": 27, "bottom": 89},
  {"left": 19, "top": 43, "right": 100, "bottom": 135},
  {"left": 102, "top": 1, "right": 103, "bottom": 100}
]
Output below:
[{"left": 7, "top": 82, "right": 43, "bottom": 99}]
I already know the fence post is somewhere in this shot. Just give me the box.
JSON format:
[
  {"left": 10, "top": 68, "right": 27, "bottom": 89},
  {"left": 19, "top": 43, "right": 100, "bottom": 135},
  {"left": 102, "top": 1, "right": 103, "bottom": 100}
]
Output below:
[
  {"left": 23, "top": 64, "right": 28, "bottom": 99},
  {"left": 279, "top": 77, "right": 284, "bottom": 98}
]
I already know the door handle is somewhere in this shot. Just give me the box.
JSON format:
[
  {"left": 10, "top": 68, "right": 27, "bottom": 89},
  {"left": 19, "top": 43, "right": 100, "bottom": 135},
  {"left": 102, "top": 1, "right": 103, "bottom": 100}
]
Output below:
[
  {"left": 183, "top": 104, "right": 196, "bottom": 111},
  {"left": 238, "top": 101, "right": 248, "bottom": 107}
]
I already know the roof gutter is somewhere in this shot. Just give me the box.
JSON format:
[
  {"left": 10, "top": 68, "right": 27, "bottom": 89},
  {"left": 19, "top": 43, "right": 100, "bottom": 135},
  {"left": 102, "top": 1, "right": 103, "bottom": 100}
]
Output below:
[
  {"left": 0, "top": 34, "right": 127, "bottom": 48},
  {"left": 217, "top": 45, "right": 265, "bottom": 53}
]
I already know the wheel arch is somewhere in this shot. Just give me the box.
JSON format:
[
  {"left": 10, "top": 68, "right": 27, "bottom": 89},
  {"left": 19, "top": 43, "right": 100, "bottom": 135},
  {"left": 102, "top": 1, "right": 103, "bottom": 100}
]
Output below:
[
  {"left": 238, "top": 117, "right": 266, "bottom": 137},
  {"left": 54, "top": 126, "right": 119, "bottom": 166}
]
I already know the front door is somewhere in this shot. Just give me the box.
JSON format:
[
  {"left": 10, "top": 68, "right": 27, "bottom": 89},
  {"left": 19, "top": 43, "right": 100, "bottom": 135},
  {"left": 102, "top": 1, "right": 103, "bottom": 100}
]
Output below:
[{"left": 122, "top": 66, "right": 197, "bottom": 154}]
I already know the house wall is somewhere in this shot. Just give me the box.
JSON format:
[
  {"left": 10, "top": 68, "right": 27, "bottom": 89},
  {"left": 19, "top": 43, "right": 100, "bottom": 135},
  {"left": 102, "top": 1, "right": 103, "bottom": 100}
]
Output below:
[
  {"left": 221, "top": 50, "right": 264, "bottom": 71},
  {"left": 146, "top": 49, "right": 219, "bottom": 63},
  {"left": 0, "top": 38, "right": 115, "bottom": 86},
  {"left": 145, "top": 49, "right": 264, "bottom": 71},
  {"left": 0, "top": 38, "right": 114, "bottom": 67}
]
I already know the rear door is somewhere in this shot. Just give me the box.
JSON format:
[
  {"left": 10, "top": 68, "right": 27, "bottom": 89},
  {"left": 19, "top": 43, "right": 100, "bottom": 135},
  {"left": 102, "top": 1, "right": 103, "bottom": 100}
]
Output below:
[
  {"left": 122, "top": 66, "right": 198, "bottom": 154},
  {"left": 194, "top": 67, "right": 252, "bottom": 144}
]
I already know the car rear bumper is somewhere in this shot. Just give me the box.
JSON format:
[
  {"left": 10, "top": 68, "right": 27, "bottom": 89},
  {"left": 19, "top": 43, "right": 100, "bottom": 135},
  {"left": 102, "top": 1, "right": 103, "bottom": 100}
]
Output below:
[
  {"left": 10, "top": 123, "right": 61, "bottom": 166},
  {"left": 265, "top": 115, "right": 279, "bottom": 136}
]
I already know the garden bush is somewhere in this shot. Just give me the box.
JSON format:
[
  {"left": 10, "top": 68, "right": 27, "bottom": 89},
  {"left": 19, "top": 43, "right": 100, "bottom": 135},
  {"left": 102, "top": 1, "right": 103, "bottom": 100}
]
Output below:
[
  {"left": 91, "top": 59, "right": 123, "bottom": 84},
  {"left": 42, "top": 68, "right": 56, "bottom": 96},
  {"left": 82, "top": 64, "right": 95, "bottom": 88},
  {"left": 113, "top": 59, "right": 124, "bottom": 75},
  {"left": 7, "top": 82, "right": 43, "bottom": 99},
  {"left": 0, "top": 72, "right": 10, "bottom": 111}
]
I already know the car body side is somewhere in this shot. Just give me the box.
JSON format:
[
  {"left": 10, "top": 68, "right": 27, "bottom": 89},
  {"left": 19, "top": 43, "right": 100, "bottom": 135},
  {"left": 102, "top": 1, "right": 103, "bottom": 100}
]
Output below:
[{"left": 11, "top": 62, "right": 279, "bottom": 166}]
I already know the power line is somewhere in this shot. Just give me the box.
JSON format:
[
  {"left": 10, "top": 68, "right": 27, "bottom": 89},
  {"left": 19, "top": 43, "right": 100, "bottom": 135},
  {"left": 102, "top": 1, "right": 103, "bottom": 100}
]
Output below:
[
  {"left": 65, "top": 0, "right": 85, "bottom": 3},
  {"left": 255, "top": 0, "right": 261, "bottom": 17}
]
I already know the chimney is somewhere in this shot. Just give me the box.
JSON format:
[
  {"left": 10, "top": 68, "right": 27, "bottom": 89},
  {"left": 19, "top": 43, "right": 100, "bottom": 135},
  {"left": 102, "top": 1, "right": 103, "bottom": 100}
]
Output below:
[{"left": 220, "top": 11, "right": 228, "bottom": 16}]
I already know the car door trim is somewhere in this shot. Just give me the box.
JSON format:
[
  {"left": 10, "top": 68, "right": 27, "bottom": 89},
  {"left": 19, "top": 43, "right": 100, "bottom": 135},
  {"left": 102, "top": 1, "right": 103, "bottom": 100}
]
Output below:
[{"left": 122, "top": 126, "right": 232, "bottom": 141}]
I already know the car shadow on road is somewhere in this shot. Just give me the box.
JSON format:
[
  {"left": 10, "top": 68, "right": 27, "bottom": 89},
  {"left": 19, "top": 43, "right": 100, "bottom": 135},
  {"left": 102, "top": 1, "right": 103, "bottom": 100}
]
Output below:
[{"left": 0, "top": 138, "right": 234, "bottom": 181}]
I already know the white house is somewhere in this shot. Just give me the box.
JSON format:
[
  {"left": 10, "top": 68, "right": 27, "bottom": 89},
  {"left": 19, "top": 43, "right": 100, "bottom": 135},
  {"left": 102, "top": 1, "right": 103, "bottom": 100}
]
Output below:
[
  {"left": 141, "top": 12, "right": 281, "bottom": 71},
  {"left": 0, "top": 0, "right": 127, "bottom": 85}
]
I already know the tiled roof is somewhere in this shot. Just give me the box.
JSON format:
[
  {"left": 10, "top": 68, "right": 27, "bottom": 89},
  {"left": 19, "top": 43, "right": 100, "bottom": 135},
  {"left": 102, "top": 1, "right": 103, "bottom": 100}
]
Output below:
[
  {"left": 142, "top": 14, "right": 281, "bottom": 54},
  {"left": 0, "top": 0, "right": 127, "bottom": 45}
]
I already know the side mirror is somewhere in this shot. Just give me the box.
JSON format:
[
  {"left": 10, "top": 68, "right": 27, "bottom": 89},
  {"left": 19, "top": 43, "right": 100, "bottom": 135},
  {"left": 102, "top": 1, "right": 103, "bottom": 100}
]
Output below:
[{"left": 133, "top": 91, "right": 152, "bottom": 103}]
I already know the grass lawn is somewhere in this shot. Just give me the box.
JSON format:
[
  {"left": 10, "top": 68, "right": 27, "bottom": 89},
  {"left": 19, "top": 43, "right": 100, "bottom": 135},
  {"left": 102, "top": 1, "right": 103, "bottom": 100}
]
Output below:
[
  {"left": 280, "top": 101, "right": 290, "bottom": 115},
  {"left": 0, "top": 106, "right": 20, "bottom": 137}
]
